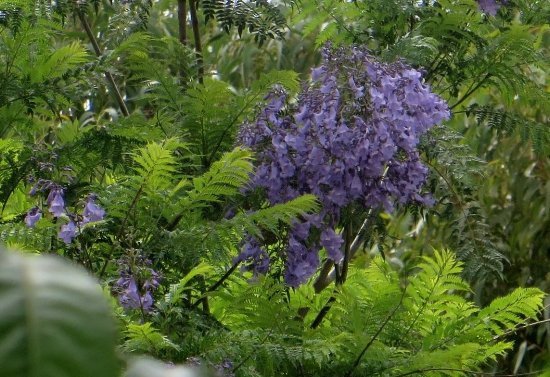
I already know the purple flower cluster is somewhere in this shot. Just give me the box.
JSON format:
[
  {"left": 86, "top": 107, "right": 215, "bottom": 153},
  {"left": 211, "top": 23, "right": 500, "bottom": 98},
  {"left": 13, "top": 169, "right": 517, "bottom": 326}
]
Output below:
[
  {"left": 25, "top": 181, "right": 105, "bottom": 244},
  {"left": 476, "top": 0, "right": 506, "bottom": 15},
  {"left": 116, "top": 257, "right": 160, "bottom": 312},
  {"left": 237, "top": 44, "right": 450, "bottom": 286}
]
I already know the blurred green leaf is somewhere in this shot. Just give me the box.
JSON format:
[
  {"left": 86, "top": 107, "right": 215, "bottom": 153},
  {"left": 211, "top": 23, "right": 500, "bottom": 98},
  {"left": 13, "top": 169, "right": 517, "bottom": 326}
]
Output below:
[{"left": 0, "top": 247, "right": 120, "bottom": 377}]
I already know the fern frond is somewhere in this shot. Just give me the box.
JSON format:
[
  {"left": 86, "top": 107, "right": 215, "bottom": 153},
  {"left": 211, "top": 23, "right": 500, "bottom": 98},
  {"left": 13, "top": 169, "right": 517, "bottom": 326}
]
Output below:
[
  {"left": 131, "top": 140, "right": 179, "bottom": 192},
  {"left": 0, "top": 222, "right": 57, "bottom": 252},
  {"left": 476, "top": 287, "right": 545, "bottom": 336},
  {"left": 184, "top": 147, "right": 253, "bottom": 208},
  {"left": 237, "top": 194, "right": 319, "bottom": 238},
  {"left": 123, "top": 322, "right": 181, "bottom": 354},
  {"left": 423, "top": 125, "right": 506, "bottom": 282},
  {"left": 469, "top": 105, "right": 550, "bottom": 156},
  {"left": 30, "top": 41, "right": 88, "bottom": 83},
  {"left": 202, "top": 0, "right": 287, "bottom": 46},
  {"left": 250, "top": 70, "right": 300, "bottom": 96},
  {"left": 403, "top": 250, "right": 471, "bottom": 341}
]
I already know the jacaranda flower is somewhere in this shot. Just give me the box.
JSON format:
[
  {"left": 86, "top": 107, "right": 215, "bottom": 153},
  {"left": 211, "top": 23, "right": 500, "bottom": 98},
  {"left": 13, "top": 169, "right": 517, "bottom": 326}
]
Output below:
[
  {"left": 476, "top": 0, "right": 505, "bottom": 15},
  {"left": 82, "top": 195, "right": 106, "bottom": 224},
  {"left": 25, "top": 207, "right": 41, "bottom": 228},
  {"left": 116, "top": 258, "right": 160, "bottom": 312},
  {"left": 47, "top": 188, "right": 65, "bottom": 218},
  {"left": 58, "top": 221, "right": 77, "bottom": 244},
  {"left": 237, "top": 44, "right": 450, "bottom": 286}
]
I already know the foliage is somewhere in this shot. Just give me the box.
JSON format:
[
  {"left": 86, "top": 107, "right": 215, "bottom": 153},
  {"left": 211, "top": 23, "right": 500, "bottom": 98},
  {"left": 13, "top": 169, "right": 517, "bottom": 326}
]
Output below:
[
  {"left": 0, "top": 0, "right": 549, "bottom": 375},
  {"left": 139, "top": 250, "right": 544, "bottom": 376},
  {"left": 201, "top": 0, "right": 287, "bottom": 46}
]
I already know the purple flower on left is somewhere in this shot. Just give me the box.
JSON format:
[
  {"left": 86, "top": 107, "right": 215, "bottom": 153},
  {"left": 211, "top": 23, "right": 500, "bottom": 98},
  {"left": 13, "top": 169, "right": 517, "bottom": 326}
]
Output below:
[{"left": 25, "top": 207, "right": 41, "bottom": 227}]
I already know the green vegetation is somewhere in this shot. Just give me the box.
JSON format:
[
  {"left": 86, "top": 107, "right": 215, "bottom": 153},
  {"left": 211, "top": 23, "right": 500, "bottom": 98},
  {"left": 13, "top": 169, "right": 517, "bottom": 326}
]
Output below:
[{"left": 0, "top": 0, "right": 549, "bottom": 375}]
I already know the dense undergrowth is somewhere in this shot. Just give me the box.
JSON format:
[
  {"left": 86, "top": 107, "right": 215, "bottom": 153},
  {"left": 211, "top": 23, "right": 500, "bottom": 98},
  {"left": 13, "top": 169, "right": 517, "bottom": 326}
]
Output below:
[{"left": 0, "top": 0, "right": 549, "bottom": 376}]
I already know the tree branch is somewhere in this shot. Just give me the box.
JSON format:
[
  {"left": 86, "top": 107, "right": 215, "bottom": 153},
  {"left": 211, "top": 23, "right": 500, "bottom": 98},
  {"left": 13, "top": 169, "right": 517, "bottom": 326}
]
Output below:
[
  {"left": 189, "top": 0, "right": 204, "bottom": 84},
  {"left": 310, "top": 294, "right": 336, "bottom": 329},
  {"left": 313, "top": 209, "right": 374, "bottom": 293},
  {"left": 177, "top": 0, "right": 187, "bottom": 47},
  {"left": 77, "top": 11, "right": 130, "bottom": 117},
  {"left": 191, "top": 261, "right": 241, "bottom": 309}
]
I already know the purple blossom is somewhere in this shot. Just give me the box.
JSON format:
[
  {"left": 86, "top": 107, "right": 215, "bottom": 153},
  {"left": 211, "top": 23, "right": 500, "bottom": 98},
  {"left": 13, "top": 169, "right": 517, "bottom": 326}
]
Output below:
[
  {"left": 320, "top": 228, "right": 344, "bottom": 263},
  {"left": 47, "top": 188, "right": 65, "bottom": 218},
  {"left": 28, "top": 178, "right": 55, "bottom": 196},
  {"left": 476, "top": 0, "right": 502, "bottom": 15},
  {"left": 285, "top": 236, "right": 320, "bottom": 287},
  {"left": 119, "top": 277, "right": 142, "bottom": 309},
  {"left": 234, "top": 237, "right": 270, "bottom": 277},
  {"left": 237, "top": 44, "right": 450, "bottom": 286},
  {"left": 25, "top": 207, "right": 41, "bottom": 227},
  {"left": 82, "top": 195, "right": 106, "bottom": 224},
  {"left": 58, "top": 221, "right": 77, "bottom": 244},
  {"left": 214, "top": 359, "right": 235, "bottom": 377}
]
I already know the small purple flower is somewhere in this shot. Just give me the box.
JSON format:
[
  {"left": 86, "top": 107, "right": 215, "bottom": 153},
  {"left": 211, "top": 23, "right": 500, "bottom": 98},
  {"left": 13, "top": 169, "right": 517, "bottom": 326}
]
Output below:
[
  {"left": 311, "top": 66, "right": 325, "bottom": 81},
  {"left": 82, "top": 195, "right": 105, "bottom": 224},
  {"left": 215, "top": 360, "right": 235, "bottom": 377},
  {"left": 25, "top": 207, "right": 41, "bottom": 228},
  {"left": 118, "top": 276, "right": 142, "bottom": 309},
  {"left": 476, "top": 0, "right": 503, "bottom": 15},
  {"left": 320, "top": 228, "right": 344, "bottom": 263},
  {"left": 116, "top": 258, "right": 160, "bottom": 312},
  {"left": 235, "top": 237, "right": 270, "bottom": 276},
  {"left": 58, "top": 221, "right": 77, "bottom": 244},
  {"left": 47, "top": 189, "right": 65, "bottom": 218}
]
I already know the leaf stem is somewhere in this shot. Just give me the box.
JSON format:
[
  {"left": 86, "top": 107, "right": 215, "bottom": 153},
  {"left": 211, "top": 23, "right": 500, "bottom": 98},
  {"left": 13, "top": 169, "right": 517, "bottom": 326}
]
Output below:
[
  {"left": 450, "top": 73, "right": 491, "bottom": 110},
  {"left": 346, "top": 288, "right": 406, "bottom": 377}
]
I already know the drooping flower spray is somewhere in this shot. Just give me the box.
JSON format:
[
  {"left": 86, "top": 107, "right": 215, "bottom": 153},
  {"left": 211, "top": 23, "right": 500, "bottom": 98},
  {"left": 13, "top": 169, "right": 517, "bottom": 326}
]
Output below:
[{"left": 237, "top": 44, "right": 450, "bottom": 286}]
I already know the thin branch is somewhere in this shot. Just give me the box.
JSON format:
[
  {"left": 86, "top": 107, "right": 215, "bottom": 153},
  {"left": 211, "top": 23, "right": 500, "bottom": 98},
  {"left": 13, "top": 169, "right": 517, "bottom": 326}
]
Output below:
[
  {"left": 313, "top": 259, "right": 335, "bottom": 293},
  {"left": 313, "top": 208, "right": 374, "bottom": 293},
  {"left": 177, "top": 0, "right": 187, "bottom": 47},
  {"left": 176, "top": 0, "right": 188, "bottom": 81},
  {"left": 313, "top": 168, "right": 387, "bottom": 293},
  {"left": 346, "top": 288, "right": 406, "bottom": 377},
  {"left": 493, "top": 306, "right": 550, "bottom": 340},
  {"left": 191, "top": 261, "right": 241, "bottom": 309},
  {"left": 198, "top": 275, "right": 210, "bottom": 313},
  {"left": 310, "top": 294, "right": 336, "bottom": 329},
  {"left": 339, "top": 222, "right": 353, "bottom": 284},
  {"left": 310, "top": 223, "right": 355, "bottom": 328},
  {"left": 208, "top": 261, "right": 241, "bottom": 292},
  {"left": 450, "top": 73, "right": 491, "bottom": 110},
  {"left": 77, "top": 11, "right": 130, "bottom": 117},
  {"left": 189, "top": 0, "right": 204, "bottom": 84},
  {"left": 99, "top": 184, "right": 144, "bottom": 278}
]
